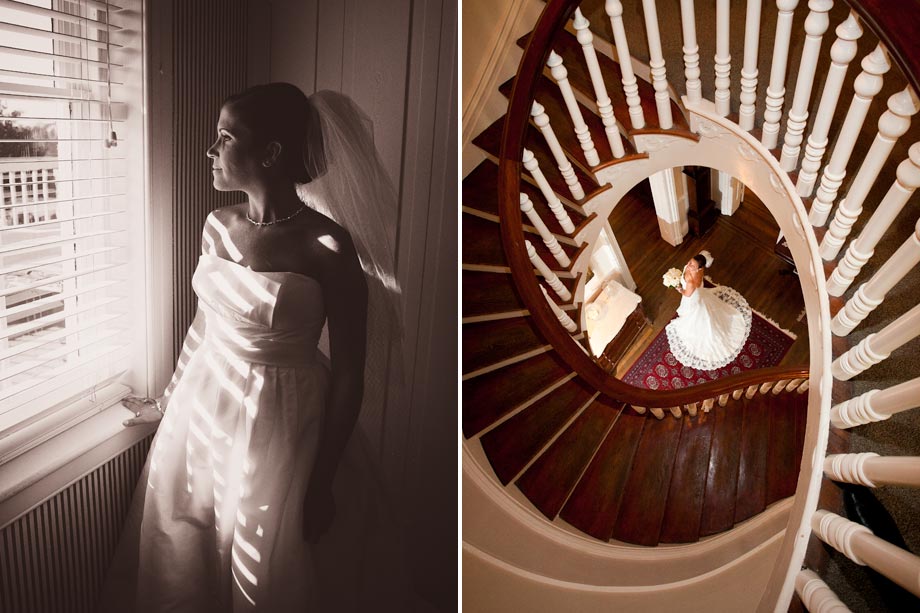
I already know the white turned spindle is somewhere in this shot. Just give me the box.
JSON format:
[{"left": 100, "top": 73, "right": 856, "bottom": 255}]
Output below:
[
  {"left": 702, "top": 397, "right": 715, "bottom": 411},
  {"left": 745, "top": 384, "right": 758, "bottom": 399},
  {"left": 833, "top": 302, "right": 920, "bottom": 380},
  {"left": 669, "top": 406, "right": 682, "bottom": 418},
  {"left": 813, "top": 510, "right": 920, "bottom": 597},
  {"left": 732, "top": 388, "right": 744, "bottom": 400},
  {"left": 573, "top": 9, "right": 626, "bottom": 159},
  {"left": 779, "top": 0, "right": 833, "bottom": 171},
  {"left": 525, "top": 240, "right": 572, "bottom": 302},
  {"left": 687, "top": 402, "right": 699, "bottom": 416},
  {"left": 821, "top": 87, "right": 920, "bottom": 260},
  {"left": 759, "top": 381, "right": 774, "bottom": 394},
  {"left": 531, "top": 101, "right": 586, "bottom": 202},
  {"left": 679, "top": 0, "right": 702, "bottom": 103},
  {"left": 641, "top": 0, "right": 673, "bottom": 128},
  {"left": 827, "top": 143, "right": 920, "bottom": 295},
  {"left": 761, "top": 0, "right": 800, "bottom": 149},
  {"left": 605, "top": 0, "right": 645, "bottom": 129},
  {"left": 519, "top": 192, "right": 571, "bottom": 268},
  {"left": 547, "top": 51, "right": 600, "bottom": 167},
  {"left": 825, "top": 453, "right": 920, "bottom": 488},
  {"left": 540, "top": 285, "right": 578, "bottom": 333},
  {"left": 798, "top": 379, "right": 810, "bottom": 393},
  {"left": 831, "top": 376, "right": 920, "bottom": 429},
  {"left": 795, "top": 569, "right": 852, "bottom": 613},
  {"left": 718, "top": 393, "right": 729, "bottom": 407},
  {"left": 713, "top": 0, "right": 732, "bottom": 117},
  {"left": 809, "top": 44, "right": 890, "bottom": 226},
  {"left": 786, "top": 378, "right": 804, "bottom": 392},
  {"left": 650, "top": 407, "right": 666, "bottom": 419},
  {"left": 772, "top": 379, "right": 790, "bottom": 394},
  {"left": 797, "top": 13, "right": 863, "bottom": 196},
  {"left": 522, "top": 148, "right": 577, "bottom": 235},
  {"left": 831, "top": 218, "right": 920, "bottom": 335},
  {"left": 738, "top": 0, "right": 762, "bottom": 130},
  {"left": 632, "top": 406, "right": 647, "bottom": 415}
]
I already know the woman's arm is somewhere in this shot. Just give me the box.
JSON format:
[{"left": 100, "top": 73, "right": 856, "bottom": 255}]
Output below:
[
  {"left": 677, "top": 270, "right": 701, "bottom": 297},
  {"left": 303, "top": 227, "right": 368, "bottom": 541}
]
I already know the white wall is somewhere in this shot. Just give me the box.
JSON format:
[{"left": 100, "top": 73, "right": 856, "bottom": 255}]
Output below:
[{"left": 247, "top": 1, "right": 457, "bottom": 608}]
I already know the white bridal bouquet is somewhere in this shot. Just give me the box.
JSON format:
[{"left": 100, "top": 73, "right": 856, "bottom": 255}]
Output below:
[{"left": 662, "top": 267, "right": 682, "bottom": 289}]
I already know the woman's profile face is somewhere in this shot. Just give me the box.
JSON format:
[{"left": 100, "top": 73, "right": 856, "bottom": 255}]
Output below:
[
  {"left": 206, "top": 103, "right": 264, "bottom": 193},
  {"left": 686, "top": 259, "right": 700, "bottom": 273}
]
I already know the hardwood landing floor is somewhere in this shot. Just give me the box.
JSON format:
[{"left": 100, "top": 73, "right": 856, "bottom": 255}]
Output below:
[{"left": 609, "top": 184, "right": 810, "bottom": 374}]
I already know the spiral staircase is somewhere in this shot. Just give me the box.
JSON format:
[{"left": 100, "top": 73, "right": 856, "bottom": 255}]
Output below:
[{"left": 462, "top": 0, "right": 920, "bottom": 610}]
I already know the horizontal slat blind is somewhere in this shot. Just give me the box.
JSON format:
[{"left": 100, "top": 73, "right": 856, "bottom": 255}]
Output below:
[{"left": 0, "top": 0, "right": 138, "bottom": 440}]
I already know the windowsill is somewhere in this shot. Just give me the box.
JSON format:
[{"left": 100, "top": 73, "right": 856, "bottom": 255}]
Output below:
[{"left": 0, "top": 401, "right": 157, "bottom": 529}]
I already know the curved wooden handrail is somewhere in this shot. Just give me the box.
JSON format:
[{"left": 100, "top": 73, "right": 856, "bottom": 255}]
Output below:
[
  {"left": 498, "top": 0, "right": 808, "bottom": 409},
  {"left": 846, "top": 0, "right": 920, "bottom": 98}
]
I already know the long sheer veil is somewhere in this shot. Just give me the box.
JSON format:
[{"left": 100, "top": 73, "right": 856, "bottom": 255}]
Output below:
[{"left": 295, "top": 90, "right": 404, "bottom": 443}]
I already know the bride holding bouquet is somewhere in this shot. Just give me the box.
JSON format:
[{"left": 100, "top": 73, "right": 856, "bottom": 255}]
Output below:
[{"left": 663, "top": 251, "right": 752, "bottom": 371}]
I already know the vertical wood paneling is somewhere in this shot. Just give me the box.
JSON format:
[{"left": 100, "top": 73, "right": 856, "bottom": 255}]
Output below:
[
  {"left": 0, "top": 437, "right": 152, "bottom": 613},
  {"left": 170, "top": 0, "right": 249, "bottom": 361}
]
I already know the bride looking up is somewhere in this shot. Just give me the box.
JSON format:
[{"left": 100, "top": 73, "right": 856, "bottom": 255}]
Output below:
[{"left": 665, "top": 251, "right": 752, "bottom": 371}]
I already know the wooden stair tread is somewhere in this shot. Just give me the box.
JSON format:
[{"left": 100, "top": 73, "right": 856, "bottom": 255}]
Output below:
[
  {"left": 473, "top": 115, "right": 601, "bottom": 199},
  {"left": 499, "top": 74, "right": 617, "bottom": 167},
  {"left": 612, "top": 414, "right": 682, "bottom": 545},
  {"left": 462, "top": 316, "right": 547, "bottom": 376},
  {"left": 462, "top": 270, "right": 524, "bottom": 319},
  {"left": 734, "top": 395, "right": 771, "bottom": 523},
  {"left": 699, "top": 402, "right": 745, "bottom": 536},
  {"left": 516, "top": 396, "right": 622, "bottom": 519},
  {"left": 462, "top": 351, "right": 574, "bottom": 438},
  {"left": 480, "top": 378, "right": 596, "bottom": 485},
  {"left": 765, "top": 393, "right": 801, "bottom": 503},
  {"left": 462, "top": 211, "right": 578, "bottom": 271},
  {"left": 462, "top": 160, "right": 587, "bottom": 234},
  {"left": 559, "top": 409, "right": 645, "bottom": 541},
  {"left": 658, "top": 410, "right": 716, "bottom": 544}
]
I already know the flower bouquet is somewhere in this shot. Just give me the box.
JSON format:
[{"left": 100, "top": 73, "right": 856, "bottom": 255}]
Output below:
[{"left": 662, "top": 267, "right": 682, "bottom": 289}]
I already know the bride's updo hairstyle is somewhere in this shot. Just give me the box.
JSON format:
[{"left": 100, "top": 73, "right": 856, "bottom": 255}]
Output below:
[
  {"left": 222, "top": 82, "right": 328, "bottom": 184},
  {"left": 693, "top": 250, "right": 714, "bottom": 269}
]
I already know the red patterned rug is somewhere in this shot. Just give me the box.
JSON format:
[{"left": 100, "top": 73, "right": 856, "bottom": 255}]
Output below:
[{"left": 622, "top": 310, "right": 796, "bottom": 391}]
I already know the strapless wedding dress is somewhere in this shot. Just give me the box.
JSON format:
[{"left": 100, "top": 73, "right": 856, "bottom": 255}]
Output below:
[
  {"left": 665, "top": 272, "right": 752, "bottom": 371},
  {"left": 98, "top": 254, "right": 405, "bottom": 612}
]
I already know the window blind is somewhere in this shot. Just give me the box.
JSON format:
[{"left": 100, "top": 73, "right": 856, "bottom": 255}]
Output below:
[{"left": 0, "top": 0, "right": 140, "bottom": 449}]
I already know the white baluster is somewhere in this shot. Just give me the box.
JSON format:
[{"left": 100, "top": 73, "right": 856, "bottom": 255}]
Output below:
[
  {"left": 530, "top": 102, "right": 586, "bottom": 201},
  {"left": 732, "top": 388, "right": 744, "bottom": 400},
  {"left": 679, "top": 0, "right": 702, "bottom": 104},
  {"left": 798, "top": 379, "right": 810, "bottom": 393},
  {"left": 573, "top": 9, "right": 626, "bottom": 159},
  {"left": 779, "top": 0, "right": 833, "bottom": 171},
  {"left": 832, "top": 302, "right": 920, "bottom": 380},
  {"left": 808, "top": 44, "right": 890, "bottom": 226},
  {"left": 795, "top": 569, "right": 852, "bottom": 613},
  {"left": 669, "top": 406, "right": 682, "bottom": 418},
  {"left": 832, "top": 218, "right": 920, "bottom": 335},
  {"left": 718, "top": 393, "right": 729, "bottom": 407},
  {"left": 547, "top": 51, "right": 600, "bottom": 167},
  {"left": 605, "top": 0, "right": 645, "bottom": 129},
  {"left": 713, "top": 0, "right": 732, "bottom": 117},
  {"left": 772, "top": 379, "right": 790, "bottom": 394},
  {"left": 825, "top": 452, "right": 920, "bottom": 488},
  {"left": 821, "top": 87, "right": 920, "bottom": 260},
  {"left": 785, "top": 378, "right": 805, "bottom": 392},
  {"left": 813, "top": 510, "right": 920, "bottom": 597},
  {"left": 540, "top": 285, "right": 577, "bottom": 333},
  {"left": 522, "top": 148, "right": 577, "bottom": 235},
  {"left": 650, "top": 407, "right": 666, "bottom": 419},
  {"left": 632, "top": 406, "right": 647, "bottom": 415},
  {"left": 641, "top": 0, "right": 673, "bottom": 129},
  {"left": 525, "top": 240, "right": 572, "bottom": 302},
  {"left": 519, "top": 192, "right": 571, "bottom": 268},
  {"left": 831, "top": 376, "right": 920, "bottom": 428},
  {"left": 702, "top": 397, "right": 715, "bottom": 411},
  {"left": 745, "top": 384, "right": 758, "bottom": 399},
  {"left": 761, "top": 0, "right": 800, "bottom": 149},
  {"left": 759, "top": 381, "right": 773, "bottom": 394},
  {"left": 686, "top": 402, "right": 699, "bottom": 416},
  {"left": 797, "top": 13, "right": 863, "bottom": 195},
  {"left": 738, "top": 0, "right": 762, "bottom": 130},
  {"left": 827, "top": 143, "right": 920, "bottom": 295}
]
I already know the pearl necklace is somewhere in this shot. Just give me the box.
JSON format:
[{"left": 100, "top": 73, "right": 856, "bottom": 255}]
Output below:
[{"left": 246, "top": 204, "right": 306, "bottom": 227}]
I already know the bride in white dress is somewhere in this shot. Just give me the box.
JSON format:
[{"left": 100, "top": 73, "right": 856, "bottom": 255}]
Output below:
[
  {"left": 98, "top": 84, "right": 407, "bottom": 612},
  {"left": 665, "top": 251, "right": 752, "bottom": 371}
]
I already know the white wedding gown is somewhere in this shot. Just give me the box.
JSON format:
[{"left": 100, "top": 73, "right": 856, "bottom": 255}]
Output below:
[
  {"left": 98, "top": 254, "right": 406, "bottom": 612},
  {"left": 665, "top": 269, "right": 752, "bottom": 371}
]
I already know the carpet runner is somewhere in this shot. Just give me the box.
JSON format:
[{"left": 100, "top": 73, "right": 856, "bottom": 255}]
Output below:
[{"left": 622, "top": 310, "right": 795, "bottom": 391}]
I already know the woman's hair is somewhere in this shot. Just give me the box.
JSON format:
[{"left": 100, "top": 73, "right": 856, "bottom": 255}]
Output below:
[
  {"left": 222, "top": 82, "right": 326, "bottom": 183},
  {"left": 693, "top": 250, "right": 714, "bottom": 269}
]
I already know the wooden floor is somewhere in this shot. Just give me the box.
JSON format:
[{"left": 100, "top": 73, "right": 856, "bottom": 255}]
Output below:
[{"left": 608, "top": 183, "right": 810, "bottom": 372}]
